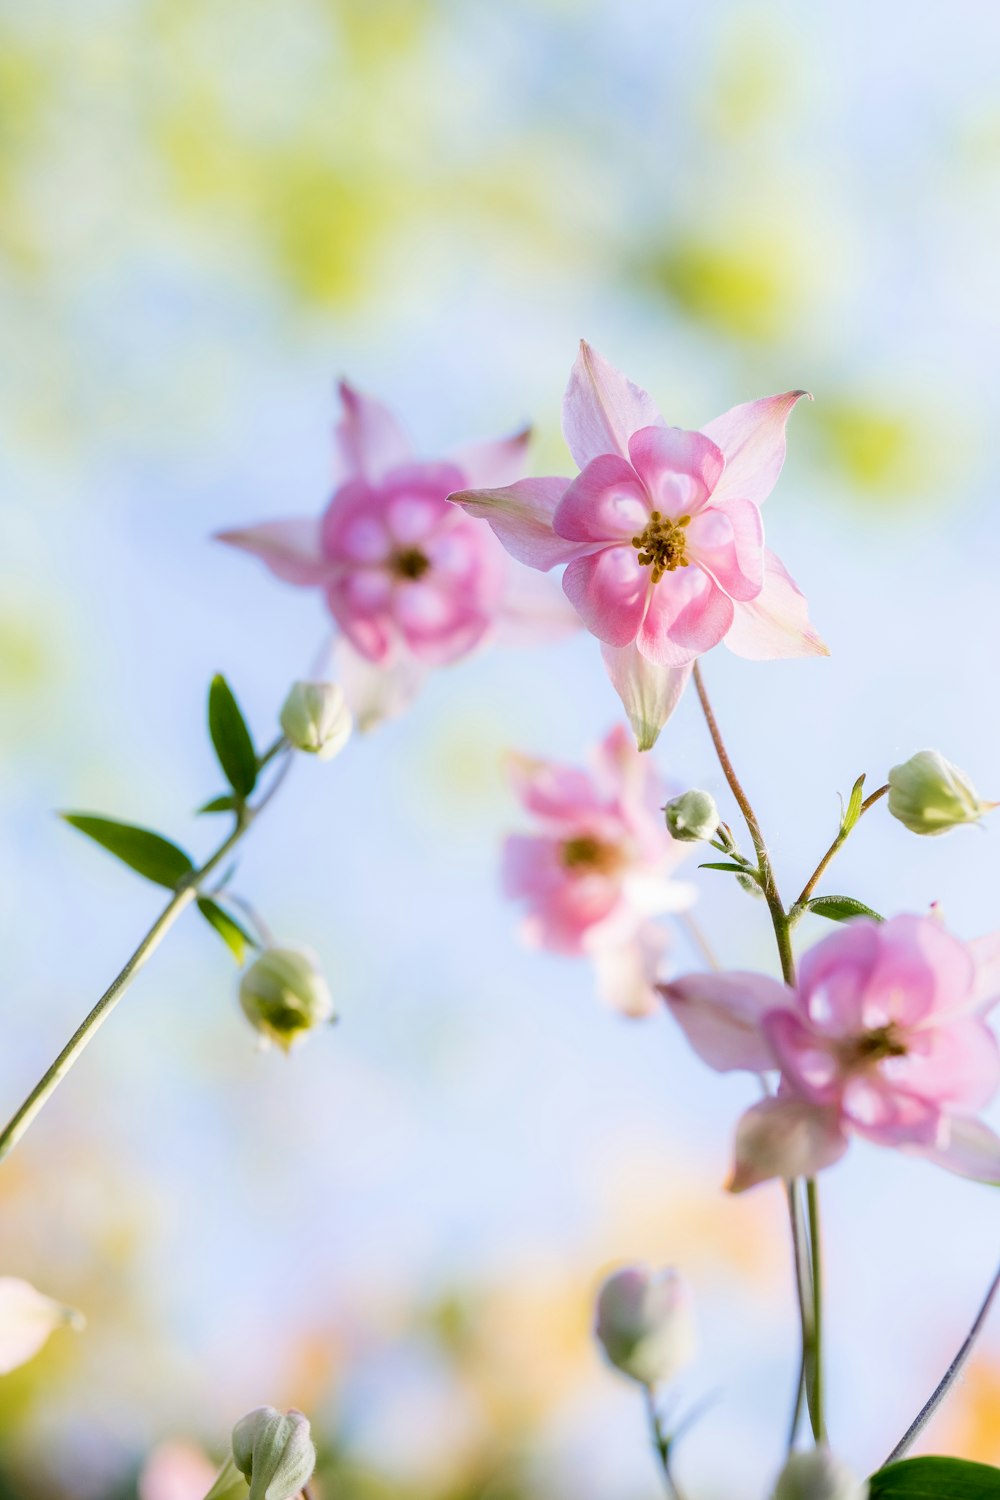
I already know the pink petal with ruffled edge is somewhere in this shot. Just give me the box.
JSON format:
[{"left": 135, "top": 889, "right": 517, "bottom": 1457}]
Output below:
[
  {"left": 627, "top": 426, "right": 725, "bottom": 518},
  {"left": 637, "top": 567, "right": 734, "bottom": 665},
  {"left": 600, "top": 643, "right": 691, "bottom": 751},
  {"left": 659, "top": 970, "right": 791, "bottom": 1073},
  {"left": 449, "top": 476, "right": 591, "bottom": 570},
  {"left": 797, "top": 919, "right": 883, "bottom": 1036},
  {"left": 335, "top": 380, "right": 412, "bottom": 484},
  {"left": 506, "top": 754, "right": 609, "bottom": 827},
  {"left": 215, "top": 518, "right": 332, "bottom": 586},
  {"left": 764, "top": 1009, "right": 843, "bottom": 1104},
  {"left": 700, "top": 391, "right": 810, "bottom": 509},
  {"left": 725, "top": 550, "right": 829, "bottom": 660},
  {"left": 685, "top": 501, "right": 764, "bottom": 603},
  {"left": 907, "top": 1116, "right": 1000, "bottom": 1182},
  {"left": 451, "top": 427, "right": 532, "bottom": 488},
  {"left": 879, "top": 1017, "right": 1000, "bottom": 1113},
  {"left": 864, "top": 914, "right": 976, "bottom": 1026},
  {"left": 562, "top": 341, "right": 664, "bottom": 469},
  {"left": 562, "top": 546, "right": 649, "bottom": 647},
  {"left": 727, "top": 1096, "right": 848, "bottom": 1192},
  {"left": 553, "top": 455, "right": 651, "bottom": 543}
]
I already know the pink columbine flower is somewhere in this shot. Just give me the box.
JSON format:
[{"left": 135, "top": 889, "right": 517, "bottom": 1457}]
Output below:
[
  {"left": 217, "top": 382, "right": 576, "bottom": 723},
  {"left": 505, "top": 725, "right": 696, "bottom": 1016},
  {"left": 660, "top": 915, "right": 1000, "bottom": 1187},
  {"left": 452, "top": 342, "right": 827, "bottom": 747}
]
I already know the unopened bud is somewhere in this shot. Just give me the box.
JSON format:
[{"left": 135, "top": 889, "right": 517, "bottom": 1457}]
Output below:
[
  {"left": 887, "top": 750, "right": 994, "bottom": 836},
  {"left": 280, "top": 680, "right": 352, "bottom": 760},
  {"left": 239, "top": 948, "right": 334, "bottom": 1052},
  {"left": 594, "top": 1266, "right": 695, "bottom": 1387},
  {"left": 0, "top": 1276, "right": 84, "bottom": 1375},
  {"left": 664, "top": 791, "right": 720, "bottom": 843},
  {"left": 230, "top": 1407, "right": 315, "bottom": 1500},
  {"left": 772, "top": 1448, "right": 868, "bottom": 1500}
]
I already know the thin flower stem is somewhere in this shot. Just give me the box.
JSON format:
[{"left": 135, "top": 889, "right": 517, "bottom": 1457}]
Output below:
[
  {"left": 881, "top": 1257, "right": 1000, "bottom": 1468},
  {"left": 679, "top": 911, "right": 721, "bottom": 971},
  {"left": 0, "top": 741, "right": 293, "bottom": 1166},
  {"left": 786, "top": 1180, "right": 814, "bottom": 1449},
  {"left": 792, "top": 783, "right": 889, "bottom": 914},
  {"left": 806, "top": 1178, "right": 826, "bottom": 1442},
  {"left": 644, "top": 1385, "right": 687, "bottom": 1500}
]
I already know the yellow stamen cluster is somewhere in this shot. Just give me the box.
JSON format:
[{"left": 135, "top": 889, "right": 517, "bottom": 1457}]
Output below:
[
  {"left": 631, "top": 512, "right": 691, "bottom": 583},
  {"left": 561, "top": 835, "right": 621, "bottom": 874},
  {"left": 844, "top": 1023, "right": 909, "bottom": 1067}
]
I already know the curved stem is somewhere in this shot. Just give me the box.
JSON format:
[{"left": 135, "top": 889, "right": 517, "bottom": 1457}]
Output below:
[
  {"left": 644, "top": 1385, "right": 686, "bottom": 1500},
  {"left": 0, "top": 744, "right": 293, "bottom": 1165},
  {"left": 793, "top": 783, "right": 889, "bottom": 914},
  {"left": 882, "top": 1258, "right": 1000, "bottom": 1468}
]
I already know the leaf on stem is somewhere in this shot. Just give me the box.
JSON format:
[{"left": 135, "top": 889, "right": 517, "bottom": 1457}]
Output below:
[
  {"left": 61, "top": 815, "right": 195, "bottom": 889},
  {"left": 869, "top": 1456, "right": 1000, "bottom": 1497},
  {"left": 841, "top": 773, "right": 866, "bottom": 834},
  {"left": 197, "top": 897, "right": 257, "bottom": 963},
  {"left": 208, "top": 675, "right": 258, "bottom": 799},
  {"left": 197, "top": 794, "right": 240, "bottom": 815},
  {"left": 807, "top": 894, "right": 884, "bottom": 923},
  {"left": 698, "top": 861, "right": 754, "bottom": 875}
]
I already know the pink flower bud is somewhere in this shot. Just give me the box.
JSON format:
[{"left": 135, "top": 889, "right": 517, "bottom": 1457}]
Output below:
[{"left": 594, "top": 1266, "right": 695, "bottom": 1387}]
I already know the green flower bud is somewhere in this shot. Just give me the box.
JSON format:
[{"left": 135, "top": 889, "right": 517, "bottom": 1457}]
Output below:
[
  {"left": 772, "top": 1448, "right": 868, "bottom": 1500},
  {"left": 239, "top": 948, "right": 334, "bottom": 1052},
  {"left": 230, "top": 1407, "right": 315, "bottom": 1500},
  {"left": 280, "top": 680, "right": 352, "bottom": 760},
  {"left": 594, "top": 1266, "right": 696, "bottom": 1387},
  {"left": 887, "top": 750, "right": 995, "bottom": 836},
  {"left": 203, "top": 1456, "right": 249, "bottom": 1500},
  {"left": 664, "top": 790, "right": 720, "bottom": 843}
]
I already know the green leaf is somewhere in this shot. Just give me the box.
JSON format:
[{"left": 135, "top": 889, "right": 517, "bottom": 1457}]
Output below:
[
  {"left": 62, "top": 815, "right": 194, "bottom": 889},
  {"left": 197, "top": 897, "right": 257, "bottom": 963},
  {"left": 807, "top": 894, "right": 885, "bottom": 923},
  {"left": 699, "top": 861, "right": 755, "bottom": 875},
  {"left": 197, "top": 793, "right": 239, "bottom": 815},
  {"left": 869, "top": 1456, "right": 1000, "bottom": 1497},
  {"left": 208, "top": 675, "right": 257, "bottom": 799},
  {"left": 841, "top": 773, "right": 867, "bottom": 834}
]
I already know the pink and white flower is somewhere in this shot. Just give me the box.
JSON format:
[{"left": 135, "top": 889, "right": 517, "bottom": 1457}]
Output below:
[
  {"left": 218, "top": 382, "right": 576, "bottom": 724},
  {"left": 452, "top": 342, "right": 827, "bottom": 747},
  {"left": 660, "top": 915, "right": 1000, "bottom": 1187},
  {"left": 505, "top": 725, "right": 696, "bottom": 1016}
]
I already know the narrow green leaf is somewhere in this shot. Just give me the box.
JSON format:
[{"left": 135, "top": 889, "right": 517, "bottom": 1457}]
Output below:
[
  {"left": 869, "top": 1456, "right": 1000, "bottom": 1497},
  {"left": 62, "top": 815, "right": 194, "bottom": 889},
  {"left": 699, "top": 861, "right": 755, "bottom": 875},
  {"left": 197, "top": 794, "right": 239, "bottom": 815},
  {"left": 841, "top": 772, "right": 867, "bottom": 834},
  {"left": 197, "top": 897, "right": 257, "bottom": 964},
  {"left": 807, "top": 894, "right": 885, "bottom": 923},
  {"left": 208, "top": 675, "right": 257, "bottom": 799}
]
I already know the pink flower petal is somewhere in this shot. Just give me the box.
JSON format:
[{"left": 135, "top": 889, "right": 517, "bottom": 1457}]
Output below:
[
  {"left": 326, "top": 594, "right": 394, "bottom": 663},
  {"left": 637, "top": 567, "right": 734, "bottom": 665},
  {"left": 321, "top": 479, "right": 393, "bottom": 563},
  {"left": 969, "top": 930, "right": 1000, "bottom": 1012},
  {"left": 562, "top": 341, "right": 664, "bottom": 468},
  {"left": 507, "top": 754, "right": 608, "bottom": 826},
  {"left": 600, "top": 643, "right": 691, "bottom": 751},
  {"left": 907, "top": 1116, "right": 1000, "bottom": 1183},
  {"left": 725, "top": 549, "right": 829, "bottom": 660},
  {"left": 451, "top": 427, "right": 531, "bottom": 488},
  {"left": 493, "top": 568, "right": 583, "bottom": 646},
  {"left": 727, "top": 1096, "right": 848, "bottom": 1192},
  {"left": 797, "top": 919, "right": 883, "bottom": 1035},
  {"left": 659, "top": 970, "right": 791, "bottom": 1073},
  {"left": 864, "top": 914, "right": 976, "bottom": 1026},
  {"left": 842, "top": 1074, "right": 941, "bottom": 1145},
  {"left": 627, "top": 426, "right": 725, "bottom": 519},
  {"left": 685, "top": 501, "right": 764, "bottom": 603},
  {"left": 879, "top": 1017, "right": 1000, "bottom": 1113},
  {"left": 335, "top": 380, "right": 412, "bottom": 484},
  {"left": 764, "top": 1009, "right": 844, "bottom": 1103},
  {"left": 215, "top": 518, "right": 332, "bottom": 586},
  {"left": 553, "top": 455, "right": 651, "bottom": 543},
  {"left": 589, "top": 919, "right": 668, "bottom": 1018},
  {"left": 700, "top": 391, "right": 810, "bottom": 508},
  {"left": 450, "top": 476, "right": 590, "bottom": 570},
  {"left": 562, "top": 546, "right": 649, "bottom": 647},
  {"left": 333, "top": 636, "right": 428, "bottom": 731}
]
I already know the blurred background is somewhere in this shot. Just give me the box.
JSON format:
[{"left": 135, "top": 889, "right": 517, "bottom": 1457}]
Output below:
[{"left": 1, "top": 0, "right": 999, "bottom": 1495}]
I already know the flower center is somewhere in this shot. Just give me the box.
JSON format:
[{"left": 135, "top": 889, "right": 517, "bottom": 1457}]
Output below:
[
  {"left": 631, "top": 511, "right": 691, "bottom": 583},
  {"left": 391, "top": 546, "right": 431, "bottom": 581},
  {"left": 561, "top": 835, "right": 621, "bottom": 874},
  {"left": 843, "top": 1023, "right": 909, "bottom": 1068}
]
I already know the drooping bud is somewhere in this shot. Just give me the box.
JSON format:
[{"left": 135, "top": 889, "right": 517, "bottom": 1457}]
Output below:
[
  {"left": 664, "top": 790, "right": 720, "bottom": 843},
  {"left": 230, "top": 1407, "right": 316, "bottom": 1500},
  {"left": 594, "top": 1266, "right": 696, "bottom": 1387},
  {"left": 280, "top": 680, "right": 352, "bottom": 760},
  {"left": 0, "top": 1276, "right": 84, "bottom": 1375},
  {"left": 771, "top": 1448, "right": 868, "bottom": 1500},
  {"left": 887, "top": 750, "right": 995, "bottom": 836},
  {"left": 238, "top": 948, "right": 334, "bottom": 1052}
]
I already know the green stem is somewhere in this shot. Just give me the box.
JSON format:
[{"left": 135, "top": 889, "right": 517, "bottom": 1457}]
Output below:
[
  {"left": 791, "top": 783, "right": 889, "bottom": 918},
  {"left": 0, "top": 744, "right": 291, "bottom": 1165},
  {"left": 643, "top": 1386, "right": 686, "bottom": 1500},
  {"left": 785, "top": 1180, "right": 813, "bottom": 1449},
  {"left": 806, "top": 1178, "right": 826, "bottom": 1442}
]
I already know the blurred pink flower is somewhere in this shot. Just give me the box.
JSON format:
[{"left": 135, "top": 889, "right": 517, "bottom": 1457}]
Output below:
[
  {"left": 504, "top": 725, "right": 696, "bottom": 1015},
  {"left": 453, "top": 343, "right": 826, "bottom": 745},
  {"left": 138, "top": 1441, "right": 219, "bottom": 1500},
  {"left": 660, "top": 915, "right": 1000, "bottom": 1187},
  {"left": 218, "top": 382, "right": 575, "bottom": 722}
]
